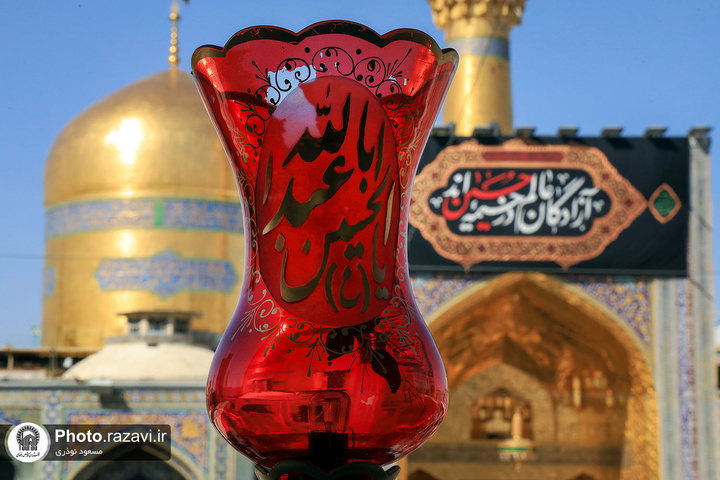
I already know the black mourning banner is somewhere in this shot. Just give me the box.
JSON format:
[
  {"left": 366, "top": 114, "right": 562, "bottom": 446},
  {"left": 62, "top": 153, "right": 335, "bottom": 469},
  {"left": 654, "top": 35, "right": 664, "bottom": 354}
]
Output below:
[{"left": 408, "top": 136, "right": 689, "bottom": 276}]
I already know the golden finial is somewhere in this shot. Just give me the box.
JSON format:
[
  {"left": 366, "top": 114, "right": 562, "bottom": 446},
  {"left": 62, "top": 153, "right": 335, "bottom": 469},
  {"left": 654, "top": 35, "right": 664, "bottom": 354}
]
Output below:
[
  {"left": 428, "top": 0, "right": 528, "bottom": 29},
  {"left": 168, "top": 0, "right": 188, "bottom": 67}
]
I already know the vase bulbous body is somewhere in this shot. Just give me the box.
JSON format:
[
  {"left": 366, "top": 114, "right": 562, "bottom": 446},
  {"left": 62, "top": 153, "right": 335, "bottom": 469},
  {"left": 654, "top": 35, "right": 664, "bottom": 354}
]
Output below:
[{"left": 192, "top": 21, "right": 457, "bottom": 470}]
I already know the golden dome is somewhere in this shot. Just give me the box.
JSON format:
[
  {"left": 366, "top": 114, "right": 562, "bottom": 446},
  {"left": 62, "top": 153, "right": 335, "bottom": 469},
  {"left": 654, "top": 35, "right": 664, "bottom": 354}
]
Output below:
[
  {"left": 42, "top": 68, "right": 244, "bottom": 348},
  {"left": 45, "top": 69, "right": 235, "bottom": 206}
]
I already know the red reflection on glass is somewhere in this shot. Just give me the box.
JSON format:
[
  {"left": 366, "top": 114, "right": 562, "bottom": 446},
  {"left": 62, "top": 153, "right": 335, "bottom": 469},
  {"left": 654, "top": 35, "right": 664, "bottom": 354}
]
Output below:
[{"left": 192, "top": 21, "right": 457, "bottom": 470}]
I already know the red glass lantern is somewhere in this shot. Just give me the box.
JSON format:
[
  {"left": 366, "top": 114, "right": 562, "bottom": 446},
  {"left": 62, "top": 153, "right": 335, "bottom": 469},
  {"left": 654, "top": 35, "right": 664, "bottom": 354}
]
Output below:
[{"left": 192, "top": 21, "right": 457, "bottom": 471}]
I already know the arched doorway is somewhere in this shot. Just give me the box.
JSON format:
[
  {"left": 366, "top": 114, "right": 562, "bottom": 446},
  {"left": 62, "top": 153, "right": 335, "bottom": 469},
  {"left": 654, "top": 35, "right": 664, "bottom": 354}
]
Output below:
[
  {"left": 411, "top": 272, "right": 657, "bottom": 480},
  {"left": 408, "top": 469, "right": 440, "bottom": 480},
  {"left": 69, "top": 443, "right": 197, "bottom": 480},
  {"left": 0, "top": 462, "right": 15, "bottom": 479}
]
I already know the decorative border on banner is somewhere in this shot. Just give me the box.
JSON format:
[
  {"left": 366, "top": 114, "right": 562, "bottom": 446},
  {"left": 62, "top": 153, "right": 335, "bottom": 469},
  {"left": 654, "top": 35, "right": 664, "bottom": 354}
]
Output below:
[
  {"left": 409, "top": 139, "right": 647, "bottom": 269},
  {"left": 46, "top": 198, "right": 243, "bottom": 239}
]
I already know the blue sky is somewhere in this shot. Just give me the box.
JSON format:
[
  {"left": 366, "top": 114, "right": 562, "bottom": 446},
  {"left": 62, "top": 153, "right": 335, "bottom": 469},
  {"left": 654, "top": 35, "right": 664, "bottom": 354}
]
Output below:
[{"left": 0, "top": 0, "right": 718, "bottom": 346}]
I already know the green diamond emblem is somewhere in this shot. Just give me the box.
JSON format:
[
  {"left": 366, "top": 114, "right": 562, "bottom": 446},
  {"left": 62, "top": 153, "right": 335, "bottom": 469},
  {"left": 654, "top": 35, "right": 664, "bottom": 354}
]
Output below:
[
  {"left": 653, "top": 190, "right": 676, "bottom": 218},
  {"left": 648, "top": 184, "right": 681, "bottom": 224}
]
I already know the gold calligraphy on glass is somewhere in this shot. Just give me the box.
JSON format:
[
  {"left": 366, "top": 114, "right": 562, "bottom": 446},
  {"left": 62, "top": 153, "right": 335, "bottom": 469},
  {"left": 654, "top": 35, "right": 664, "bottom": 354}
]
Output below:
[{"left": 257, "top": 79, "right": 398, "bottom": 322}]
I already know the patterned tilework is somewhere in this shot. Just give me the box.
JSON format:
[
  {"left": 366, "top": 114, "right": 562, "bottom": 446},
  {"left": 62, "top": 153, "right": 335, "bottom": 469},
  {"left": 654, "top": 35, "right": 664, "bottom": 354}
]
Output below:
[
  {"left": 0, "top": 388, "right": 220, "bottom": 480},
  {"left": 215, "top": 431, "right": 229, "bottom": 479},
  {"left": 43, "top": 266, "right": 56, "bottom": 299},
  {"left": 95, "top": 249, "right": 238, "bottom": 298},
  {"left": 46, "top": 198, "right": 243, "bottom": 239},
  {"left": 46, "top": 391, "right": 62, "bottom": 424},
  {"left": 46, "top": 199, "right": 155, "bottom": 238},
  {"left": 164, "top": 199, "right": 243, "bottom": 232},
  {"left": 677, "top": 279, "right": 699, "bottom": 479},
  {"left": 410, "top": 274, "right": 481, "bottom": 319},
  {"left": 42, "top": 461, "right": 57, "bottom": 480},
  {"left": 65, "top": 410, "right": 210, "bottom": 473},
  {"left": 0, "top": 390, "right": 57, "bottom": 480},
  {"left": 123, "top": 389, "right": 205, "bottom": 404},
  {"left": 568, "top": 275, "right": 652, "bottom": 347},
  {"left": 0, "top": 391, "right": 56, "bottom": 416},
  {"left": 0, "top": 411, "right": 23, "bottom": 424}
]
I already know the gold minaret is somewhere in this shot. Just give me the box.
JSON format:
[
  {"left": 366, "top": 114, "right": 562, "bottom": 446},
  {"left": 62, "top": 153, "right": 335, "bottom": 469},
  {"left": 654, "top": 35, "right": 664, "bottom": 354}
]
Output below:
[{"left": 428, "top": 0, "right": 528, "bottom": 134}]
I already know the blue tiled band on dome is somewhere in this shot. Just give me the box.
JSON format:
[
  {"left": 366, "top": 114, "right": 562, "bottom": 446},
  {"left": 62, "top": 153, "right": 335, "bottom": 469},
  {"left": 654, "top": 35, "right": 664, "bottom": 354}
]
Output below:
[
  {"left": 46, "top": 199, "right": 154, "bottom": 238},
  {"left": 95, "top": 249, "right": 238, "bottom": 298},
  {"left": 447, "top": 36, "right": 509, "bottom": 60},
  {"left": 163, "top": 199, "right": 243, "bottom": 232},
  {"left": 46, "top": 198, "right": 243, "bottom": 239}
]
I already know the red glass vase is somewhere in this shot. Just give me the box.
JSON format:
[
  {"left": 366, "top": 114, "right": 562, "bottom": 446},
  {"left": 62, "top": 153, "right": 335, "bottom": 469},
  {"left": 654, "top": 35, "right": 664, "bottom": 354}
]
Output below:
[{"left": 192, "top": 21, "right": 457, "bottom": 470}]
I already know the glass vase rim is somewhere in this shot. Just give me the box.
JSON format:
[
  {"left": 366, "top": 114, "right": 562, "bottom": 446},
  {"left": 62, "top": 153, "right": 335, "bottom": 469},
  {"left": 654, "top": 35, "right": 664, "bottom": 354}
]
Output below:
[{"left": 191, "top": 19, "right": 458, "bottom": 72}]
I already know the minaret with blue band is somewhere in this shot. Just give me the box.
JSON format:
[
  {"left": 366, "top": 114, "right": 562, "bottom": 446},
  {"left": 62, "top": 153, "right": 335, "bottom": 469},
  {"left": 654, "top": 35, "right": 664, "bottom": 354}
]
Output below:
[{"left": 427, "top": 0, "right": 528, "bottom": 135}]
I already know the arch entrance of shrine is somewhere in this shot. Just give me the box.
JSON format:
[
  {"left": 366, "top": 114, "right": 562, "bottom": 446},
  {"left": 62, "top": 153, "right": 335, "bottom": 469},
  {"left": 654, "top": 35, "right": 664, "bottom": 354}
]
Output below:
[
  {"left": 408, "top": 272, "right": 657, "bottom": 480},
  {"left": 68, "top": 442, "right": 198, "bottom": 480}
]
